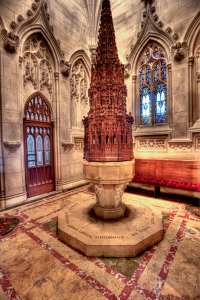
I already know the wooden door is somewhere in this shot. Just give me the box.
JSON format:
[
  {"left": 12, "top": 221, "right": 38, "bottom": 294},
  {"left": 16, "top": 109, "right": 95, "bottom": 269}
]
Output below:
[{"left": 24, "top": 94, "right": 54, "bottom": 198}]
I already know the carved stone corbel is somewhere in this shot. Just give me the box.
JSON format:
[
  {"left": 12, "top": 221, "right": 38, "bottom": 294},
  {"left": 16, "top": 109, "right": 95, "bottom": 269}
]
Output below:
[
  {"left": 0, "top": 29, "right": 19, "bottom": 53},
  {"left": 61, "top": 142, "right": 74, "bottom": 152},
  {"left": 171, "top": 42, "right": 188, "bottom": 61},
  {"left": 3, "top": 141, "right": 21, "bottom": 153},
  {"left": 60, "top": 60, "right": 71, "bottom": 76}
]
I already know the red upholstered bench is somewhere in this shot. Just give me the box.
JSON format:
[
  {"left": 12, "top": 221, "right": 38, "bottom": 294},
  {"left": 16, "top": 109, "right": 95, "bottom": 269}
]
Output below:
[{"left": 131, "top": 159, "right": 200, "bottom": 198}]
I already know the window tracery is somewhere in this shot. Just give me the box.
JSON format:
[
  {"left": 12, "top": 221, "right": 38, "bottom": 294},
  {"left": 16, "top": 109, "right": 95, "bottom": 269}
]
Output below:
[
  {"left": 22, "top": 35, "right": 53, "bottom": 94},
  {"left": 138, "top": 43, "right": 167, "bottom": 125},
  {"left": 25, "top": 94, "right": 51, "bottom": 122},
  {"left": 70, "top": 59, "right": 89, "bottom": 128}
]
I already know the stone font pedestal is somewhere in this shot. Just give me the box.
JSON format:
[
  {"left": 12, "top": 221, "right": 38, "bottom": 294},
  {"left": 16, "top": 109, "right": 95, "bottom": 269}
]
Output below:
[{"left": 83, "top": 160, "right": 135, "bottom": 219}]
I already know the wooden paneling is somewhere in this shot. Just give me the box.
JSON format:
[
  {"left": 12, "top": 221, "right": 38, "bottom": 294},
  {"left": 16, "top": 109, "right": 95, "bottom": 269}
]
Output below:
[{"left": 134, "top": 159, "right": 200, "bottom": 184}]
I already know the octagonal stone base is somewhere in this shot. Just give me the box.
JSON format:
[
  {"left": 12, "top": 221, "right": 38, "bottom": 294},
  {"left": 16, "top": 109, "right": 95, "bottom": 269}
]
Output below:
[{"left": 58, "top": 197, "right": 163, "bottom": 257}]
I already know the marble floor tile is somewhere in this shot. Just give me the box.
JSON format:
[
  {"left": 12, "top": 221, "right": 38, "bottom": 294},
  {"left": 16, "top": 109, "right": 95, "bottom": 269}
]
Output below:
[
  {"left": 0, "top": 187, "right": 199, "bottom": 300},
  {"left": 137, "top": 216, "right": 183, "bottom": 291},
  {"left": 161, "top": 227, "right": 200, "bottom": 299},
  {"left": 0, "top": 286, "right": 8, "bottom": 300},
  {"left": 128, "top": 289, "right": 148, "bottom": 299}
]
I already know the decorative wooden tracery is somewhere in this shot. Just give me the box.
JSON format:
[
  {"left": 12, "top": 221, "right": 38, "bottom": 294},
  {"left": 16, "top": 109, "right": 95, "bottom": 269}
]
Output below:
[
  {"left": 83, "top": 0, "right": 133, "bottom": 162},
  {"left": 24, "top": 93, "right": 54, "bottom": 198}
]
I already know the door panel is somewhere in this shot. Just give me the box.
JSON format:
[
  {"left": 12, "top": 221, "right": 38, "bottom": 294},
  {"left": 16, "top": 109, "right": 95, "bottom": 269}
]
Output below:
[{"left": 24, "top": 94, "right": 54, "bottom": 198}]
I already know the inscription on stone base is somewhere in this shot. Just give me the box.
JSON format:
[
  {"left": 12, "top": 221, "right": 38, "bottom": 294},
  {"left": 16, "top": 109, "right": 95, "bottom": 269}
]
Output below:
[{"left": 58, "top": 198, "right": 163, "bottom": 257}]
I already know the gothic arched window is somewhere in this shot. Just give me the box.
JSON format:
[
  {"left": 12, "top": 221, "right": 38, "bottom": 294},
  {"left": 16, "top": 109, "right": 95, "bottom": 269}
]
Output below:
[{"left": 139, "top": 43, "right": 167, "bottom": 125}]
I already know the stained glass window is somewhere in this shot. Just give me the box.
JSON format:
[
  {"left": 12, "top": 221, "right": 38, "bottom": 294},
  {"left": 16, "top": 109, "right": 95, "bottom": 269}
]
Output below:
[
  {"left": 139, "top": 44, "right": 167, "bottom": 125},
  {"left": 154, "top": 63, "right": 159, "bottom": 83},
  {"left": 36, "top": 135, "right": 43, "bottom": 165},
  {"left": 146, "top": 67, "right": 150, "bottom": 85},
  {"left": 140, "top": 69, "right": 144, "bottom": 87},
  {"left": 27, "top": 135, "right": 35, "bottom": 167},
  {"left": 25, "top": 94, "right": 51, "bottom": 122},
  {"left": 154, "top": 47, "right": 159, "bottom": 58},
  {"left": 141, "top": 87, "right": 151, "bottom": 125},
  {"left": 155, "top": 83, "right": 167, "bottom": 123},
  {"left": 44, "top": 135, "right": 50, "bottom": 164},
  {"left": 145, "top": 50, "right": 150, "bottom": 62},
  {"left": 161, "top": 61, "right": 166, "bottom": 81}
]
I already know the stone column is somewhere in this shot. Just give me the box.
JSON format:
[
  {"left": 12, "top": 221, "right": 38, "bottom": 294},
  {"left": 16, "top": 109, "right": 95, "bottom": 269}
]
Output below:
[
  {"left": 188, "top": 57, "right": 194, "bottom": 127},
  {"left": 167, "top": 63, "right": 172, "bottom": 127},
  {"left": 132, "top": 75, "right": 137, "bottom": 131},
  {"left": 54, "top": 72, "right": 62, "bottom": 190}
]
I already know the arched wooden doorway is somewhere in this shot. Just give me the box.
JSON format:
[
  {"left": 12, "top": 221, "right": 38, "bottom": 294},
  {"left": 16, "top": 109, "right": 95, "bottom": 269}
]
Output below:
[{"left": 24, "top": 93, "right": 54, "bottom": 198}]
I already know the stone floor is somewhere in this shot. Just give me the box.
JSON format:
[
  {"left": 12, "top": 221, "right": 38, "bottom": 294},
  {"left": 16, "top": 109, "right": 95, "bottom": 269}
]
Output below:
[{"left": 0, "top": 185, "right": 199, "bottom": 300}]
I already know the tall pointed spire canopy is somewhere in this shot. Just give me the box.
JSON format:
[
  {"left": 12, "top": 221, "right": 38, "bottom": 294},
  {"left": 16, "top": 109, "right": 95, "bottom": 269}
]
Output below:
[
  {"left": 83, "top": 0, "right": 133, "bottom": 162},
  {"left": 96, "top": 0, "right": 120, "bottom": 64}
]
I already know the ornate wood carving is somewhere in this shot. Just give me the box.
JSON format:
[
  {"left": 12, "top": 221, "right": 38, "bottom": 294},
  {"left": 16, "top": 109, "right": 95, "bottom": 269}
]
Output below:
[{"left": 83, "top": 0, "right": 133, "bottom": 162}]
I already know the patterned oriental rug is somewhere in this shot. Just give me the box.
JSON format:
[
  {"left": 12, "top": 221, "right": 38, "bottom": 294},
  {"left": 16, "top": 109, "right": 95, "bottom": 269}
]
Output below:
[{"left": 0, "top": 218, "right": 19, "bottom": 237}]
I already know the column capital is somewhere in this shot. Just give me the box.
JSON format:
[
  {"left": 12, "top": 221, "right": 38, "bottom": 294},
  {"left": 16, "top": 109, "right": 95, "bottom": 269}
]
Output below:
[
  {"left": 167, "top": 63, "right": 172, "bottom": 71},
  {"left": 132, "top": 75, "right": 137, "bottom": 83},
  {"left": 188, "top": 56, "right": 194, "bottom": 66},
  {"left": 54, "top": 72, "right": 59, "bottom": 80}
]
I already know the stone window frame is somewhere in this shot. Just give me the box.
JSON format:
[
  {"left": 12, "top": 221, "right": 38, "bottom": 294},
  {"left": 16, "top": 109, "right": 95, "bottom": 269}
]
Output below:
[{"left": 135, "top": 42, "right": 171, "bottom": 128}]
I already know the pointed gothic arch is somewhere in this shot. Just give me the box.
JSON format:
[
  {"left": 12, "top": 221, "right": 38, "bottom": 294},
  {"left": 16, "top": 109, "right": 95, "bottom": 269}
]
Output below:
[{"left": 69, "top": 51, "right": 91, "bottom": 130}]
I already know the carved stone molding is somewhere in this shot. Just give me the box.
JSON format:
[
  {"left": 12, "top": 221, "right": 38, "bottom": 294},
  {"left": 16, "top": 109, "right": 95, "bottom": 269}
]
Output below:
[
  {"left": 188, "top": 56, "right": 194, "bottom": 66},
  {"left": 19, "top": 56, "right": 23, "bottom": 66},
  {"left": 60, "top": 60, "right": 71, "bottom": 76},
  {"left": 18, "top": 15, "right": 24, "bottom": 23},
  {"left": 172, "top": 33, "right": 179, "bottom": 41},
  {"left": 27, "top": 10, "right": 34, "bottom": 17},
  {"left": 132, "top": 75, "right": 137, "bottom": 83},
  {"left": 166, "top": 27, "right": 172, "bottom": 34},
  {"left": 70, "top": 60, "right": 89, "bottom": 104},
  {"left": 54, "top": 72, "right": 59, "bottom": 80},
  {"left": 3, "top": 141, "right": 21, "bottom": 153},
  {"left": 168, "top": 142, "right": 193, "bottom": 151},
  {"left": 137, "top": 139, "right": 166, "bottom": 150},
  {"left": 61, "top": 142, "right": 74, "bottom": 152},
  {"left": 124, "top": 63, "right": 131, "bottom": 78},
  {"left": 196, "top": 72, "right": 200, "bottom": 83},
  {"left": 196, "top": 137, "right": 200, "bottom": 150},
  {"left": 74, "top": 138, "right": 84, "bottom": 150},
  {"left": 10, "top": 21, "right": 18, "bottom": 31},
  {"left": 89, "top": 45, "right": 97, "bottom": 64},
  {"left": 171, "top": 42, "right": 188, "bottom": 61}
]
